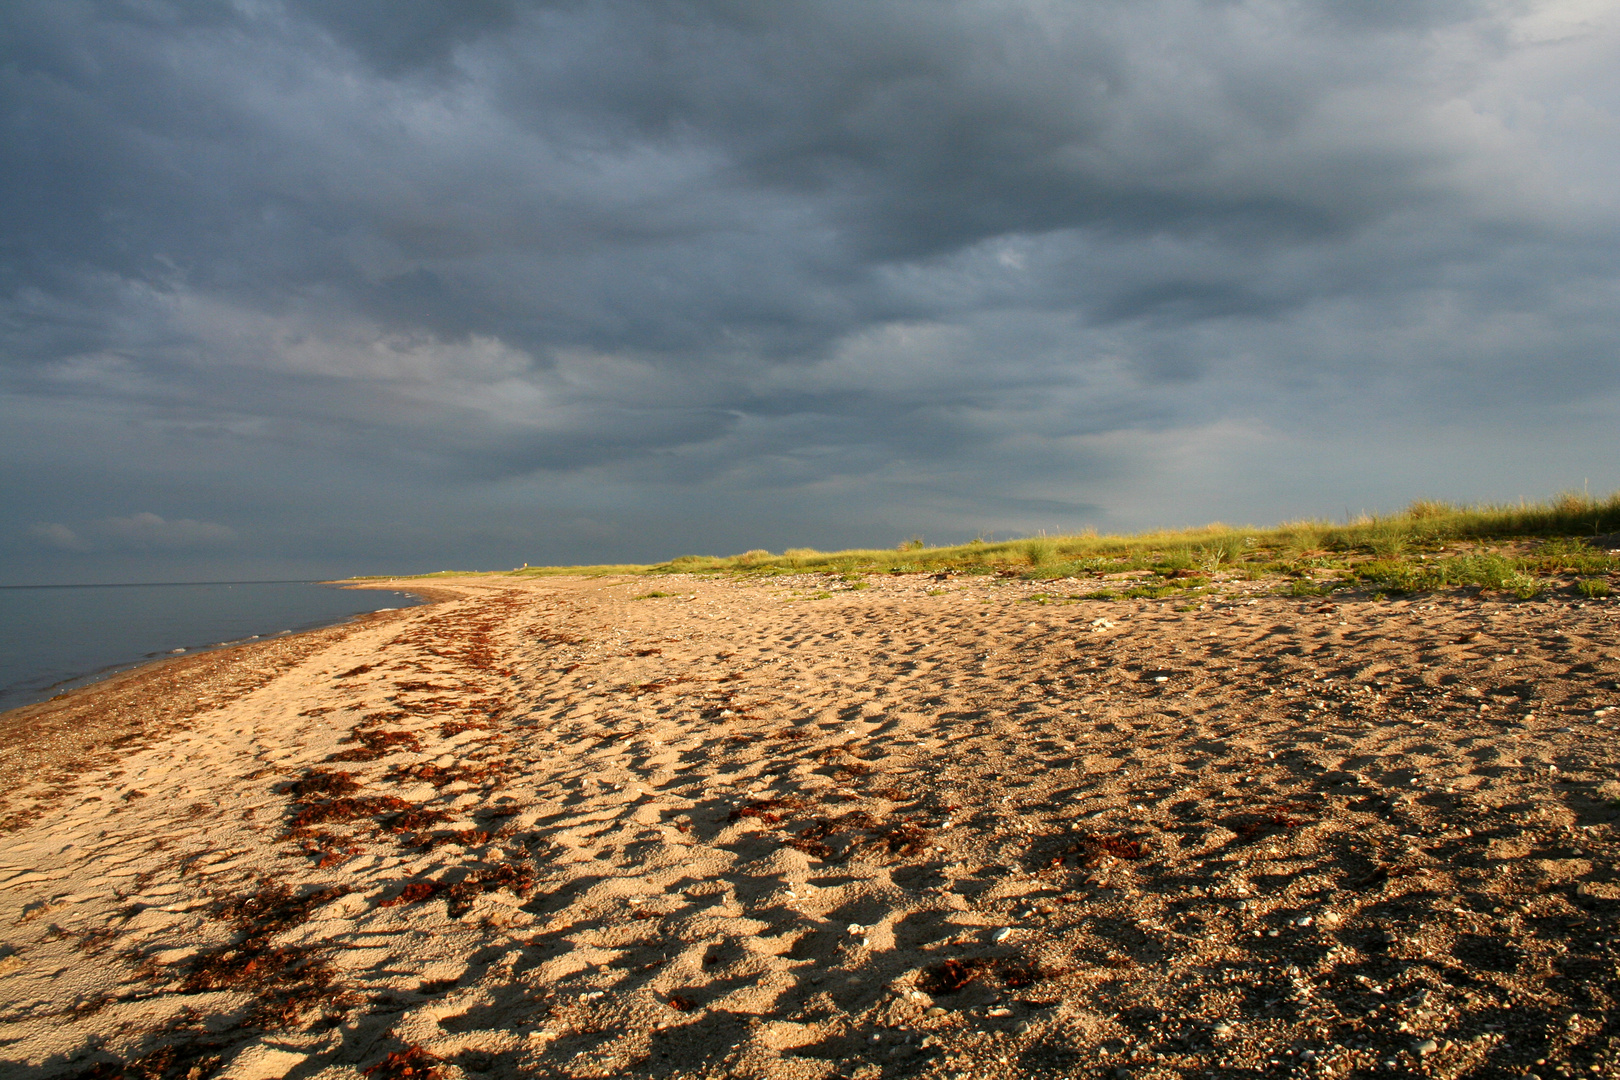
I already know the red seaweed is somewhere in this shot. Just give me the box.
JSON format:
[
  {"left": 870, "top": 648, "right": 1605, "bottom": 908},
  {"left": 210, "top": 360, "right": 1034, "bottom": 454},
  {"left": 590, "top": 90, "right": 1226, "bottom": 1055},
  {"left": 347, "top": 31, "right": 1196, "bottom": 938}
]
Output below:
[{"left": 363, "top": 1046, "right": 442, "bottom": 1080}]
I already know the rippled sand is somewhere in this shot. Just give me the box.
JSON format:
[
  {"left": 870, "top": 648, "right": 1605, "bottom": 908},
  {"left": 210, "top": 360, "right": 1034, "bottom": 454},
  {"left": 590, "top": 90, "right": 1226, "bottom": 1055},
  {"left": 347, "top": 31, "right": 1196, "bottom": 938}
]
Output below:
[{"left": 2, "top": 574, "right": 1618, "bottom": 1079}]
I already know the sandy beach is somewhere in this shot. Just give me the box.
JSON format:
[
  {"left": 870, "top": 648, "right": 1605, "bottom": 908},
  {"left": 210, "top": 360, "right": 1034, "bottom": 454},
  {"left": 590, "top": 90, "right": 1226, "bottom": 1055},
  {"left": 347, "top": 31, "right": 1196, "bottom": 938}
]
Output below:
[{"left": 2, "top": 573, "right": 1618, "bottom": 1080}]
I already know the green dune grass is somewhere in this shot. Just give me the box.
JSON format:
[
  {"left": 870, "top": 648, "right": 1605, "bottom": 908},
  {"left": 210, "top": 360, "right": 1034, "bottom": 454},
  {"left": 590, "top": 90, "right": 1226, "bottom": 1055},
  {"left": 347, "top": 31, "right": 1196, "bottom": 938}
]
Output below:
[{"left": 371, "top": 491, "right": 1620, "bottom": 601}]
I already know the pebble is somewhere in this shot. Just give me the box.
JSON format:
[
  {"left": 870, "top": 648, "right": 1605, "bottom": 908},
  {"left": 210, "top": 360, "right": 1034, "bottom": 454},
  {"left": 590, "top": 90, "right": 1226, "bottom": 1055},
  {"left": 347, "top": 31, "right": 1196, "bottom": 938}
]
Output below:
[
  {"left": 992, "top": 927, "right": 1012, "bottom": 943},
  {"left": 1414, "top": 1038, "right": 1439, "bottom": 1057},
  {"left": 847, "top": 923, "right": 864, "bottom": 935}
]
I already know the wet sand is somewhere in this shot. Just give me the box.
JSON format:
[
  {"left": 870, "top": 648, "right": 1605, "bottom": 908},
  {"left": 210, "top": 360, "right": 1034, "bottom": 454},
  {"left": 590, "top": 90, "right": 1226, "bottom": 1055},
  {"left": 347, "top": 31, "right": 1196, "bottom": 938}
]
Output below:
[{"left": 2, "top": 573, "right": 1618, "bottom": 1079}]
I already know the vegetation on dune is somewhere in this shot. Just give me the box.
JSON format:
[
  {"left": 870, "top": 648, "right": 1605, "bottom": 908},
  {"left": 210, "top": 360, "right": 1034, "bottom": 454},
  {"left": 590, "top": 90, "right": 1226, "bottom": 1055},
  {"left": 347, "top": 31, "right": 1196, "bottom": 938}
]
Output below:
[{"left": 428, "top": 491, "right": 1620, "bottom": 600}]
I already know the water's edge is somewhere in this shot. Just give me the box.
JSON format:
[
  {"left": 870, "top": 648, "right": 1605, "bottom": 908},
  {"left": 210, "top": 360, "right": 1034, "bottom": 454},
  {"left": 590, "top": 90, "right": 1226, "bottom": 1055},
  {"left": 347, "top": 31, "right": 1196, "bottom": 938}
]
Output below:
[{"left": 0, "top": 581, "right": 439, "bottom": 716}]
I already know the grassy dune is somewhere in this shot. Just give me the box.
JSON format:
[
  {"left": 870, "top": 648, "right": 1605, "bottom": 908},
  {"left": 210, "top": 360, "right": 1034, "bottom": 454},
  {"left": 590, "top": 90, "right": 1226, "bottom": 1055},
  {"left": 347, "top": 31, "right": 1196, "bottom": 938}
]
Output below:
[{"left": 408, "top": 491, "right": 1620, "bottom": 601}]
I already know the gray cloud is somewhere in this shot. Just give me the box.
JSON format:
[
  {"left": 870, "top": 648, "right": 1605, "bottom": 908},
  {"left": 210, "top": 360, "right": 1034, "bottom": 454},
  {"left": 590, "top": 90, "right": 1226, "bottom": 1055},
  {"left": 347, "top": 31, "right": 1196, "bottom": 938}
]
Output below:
[
  {"left": 2, "top": 0, "right": 1618, "bottom": 582},
  {"left": 27, "top": 513, "right": 237, "bottom": 553},
  {"left": 29, "top": 522, "right": 87, "bottom": 552},
  {"left": 98, "top": 512, "right": 237, "bottom": 549}
]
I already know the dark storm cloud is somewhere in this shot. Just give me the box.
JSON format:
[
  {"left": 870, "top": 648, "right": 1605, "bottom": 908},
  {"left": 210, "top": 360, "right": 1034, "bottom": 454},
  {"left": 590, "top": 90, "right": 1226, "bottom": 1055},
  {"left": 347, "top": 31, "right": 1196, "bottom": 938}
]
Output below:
[
  {"left": 287, "top": 0, "right": 519, "bottom": 77},
  {"left": 2, "top": 0, "right": 1618, "bottom": 581}
]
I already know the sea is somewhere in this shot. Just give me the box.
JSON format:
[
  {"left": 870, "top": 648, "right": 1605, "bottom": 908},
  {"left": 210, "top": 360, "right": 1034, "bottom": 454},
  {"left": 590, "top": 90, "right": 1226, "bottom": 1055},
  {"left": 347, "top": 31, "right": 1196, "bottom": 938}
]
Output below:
[{"left": 0, "top": 580, "right": 425, "bottom": 713}]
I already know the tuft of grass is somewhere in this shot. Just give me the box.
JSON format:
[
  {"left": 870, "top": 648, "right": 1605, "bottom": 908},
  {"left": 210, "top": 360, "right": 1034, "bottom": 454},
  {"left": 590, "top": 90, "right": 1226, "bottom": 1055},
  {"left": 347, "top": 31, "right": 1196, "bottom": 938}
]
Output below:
[
  {"left": 1405, "top": 498, "right": 1455, "bottom": 520},
  {"left": 1366, "top": 520, "right": 1409, "bottom": 558},
  {"left": 1156, "top": 547, "right": 1196, "bottom": 574},
  {"left": 1193, "top": 543, "right": 1229, "bottom": 576},
  {"left": 1577, "top": 578, "right": 1612, "bottom": 599},
  {"left": 1024, "top": 537, "right": 1057, "bottom": 567},
  {"left": 1355, "top": 553, "right": 1541, "bottom": 598}
]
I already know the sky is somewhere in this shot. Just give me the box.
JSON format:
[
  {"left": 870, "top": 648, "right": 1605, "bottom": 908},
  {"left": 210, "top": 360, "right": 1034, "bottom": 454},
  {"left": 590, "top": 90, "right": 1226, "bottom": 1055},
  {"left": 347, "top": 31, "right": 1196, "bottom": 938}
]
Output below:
[{"left": 3, "top": 0, "right": 1618, "bottom": 584}]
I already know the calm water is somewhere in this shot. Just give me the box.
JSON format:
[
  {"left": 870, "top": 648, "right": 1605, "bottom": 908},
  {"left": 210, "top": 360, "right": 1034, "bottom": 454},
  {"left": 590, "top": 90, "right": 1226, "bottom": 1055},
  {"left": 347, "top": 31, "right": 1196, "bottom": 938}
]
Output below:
[{"left": 0, "top": 581, "right": 425, "bottom": 713}]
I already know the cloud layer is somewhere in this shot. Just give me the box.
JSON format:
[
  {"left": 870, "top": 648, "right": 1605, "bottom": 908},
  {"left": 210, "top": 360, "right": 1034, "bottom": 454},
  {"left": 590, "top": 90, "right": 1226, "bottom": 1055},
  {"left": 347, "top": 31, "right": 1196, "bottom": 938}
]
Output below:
[
  {"left": 3, "top": 0, "right": 1618, "bottom": 582},
  {"left": 31, "top": 513, "right": 236, "bottom": 553}
]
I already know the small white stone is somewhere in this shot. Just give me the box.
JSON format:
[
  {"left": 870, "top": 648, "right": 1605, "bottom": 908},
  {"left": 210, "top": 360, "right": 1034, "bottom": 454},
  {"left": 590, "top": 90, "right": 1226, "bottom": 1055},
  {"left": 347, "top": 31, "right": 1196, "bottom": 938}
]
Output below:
[{"left": 992, "top": 927, "right": 1013, "bottom": 942}]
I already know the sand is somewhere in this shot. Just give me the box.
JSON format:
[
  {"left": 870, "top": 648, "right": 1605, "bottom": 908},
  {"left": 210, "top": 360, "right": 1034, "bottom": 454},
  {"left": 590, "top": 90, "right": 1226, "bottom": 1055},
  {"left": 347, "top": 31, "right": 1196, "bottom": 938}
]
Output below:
[{"left": 1, "top": 573, "right": 1618, "bottom": 1080}]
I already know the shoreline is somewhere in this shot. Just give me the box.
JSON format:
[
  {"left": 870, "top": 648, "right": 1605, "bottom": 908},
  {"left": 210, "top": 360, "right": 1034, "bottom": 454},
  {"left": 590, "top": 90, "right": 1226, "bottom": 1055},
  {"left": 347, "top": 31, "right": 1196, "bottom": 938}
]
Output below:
[
  {"left": 0, "top": 579, "right": 450, "bottom": 721},
  {"left": 0, "top": 581, "right": 459, "bottom": 832},
  {"left": 1, "top": 573, "right": 1617, "bottom": 1079}
]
